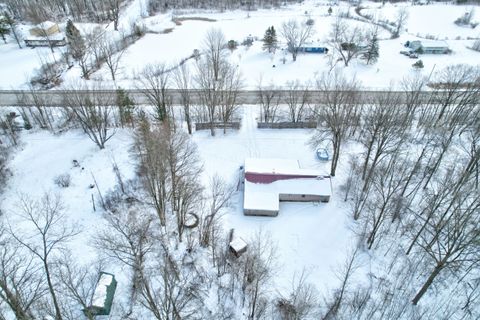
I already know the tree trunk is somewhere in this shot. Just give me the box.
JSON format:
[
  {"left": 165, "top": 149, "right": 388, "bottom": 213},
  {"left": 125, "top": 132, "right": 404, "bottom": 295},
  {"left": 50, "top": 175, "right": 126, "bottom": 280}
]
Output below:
[
  {"left": 412, "top": 263, "right": 443, "bottom": 305},
  {"left": 44, "top": 260, "right": 63, "bottom": 320}
]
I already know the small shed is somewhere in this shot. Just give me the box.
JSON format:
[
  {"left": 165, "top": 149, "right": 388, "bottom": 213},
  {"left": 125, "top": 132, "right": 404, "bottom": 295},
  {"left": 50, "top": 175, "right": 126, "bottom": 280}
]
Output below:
[
  {"left": 229, "top": 237, "right": 248, "bottom": 257},
  {"left": 84, "top": 272, "right": 117, "bottom": 316},
  {"left": 24, "top": 21, "right": 66, "bottom": 47}
]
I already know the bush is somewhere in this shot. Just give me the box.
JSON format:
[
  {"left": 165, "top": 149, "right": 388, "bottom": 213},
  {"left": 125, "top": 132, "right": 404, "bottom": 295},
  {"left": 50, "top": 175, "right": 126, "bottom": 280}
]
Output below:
[
  {"left": 228, "top": 40, "right": 238, "bottom": 51},
  {"left": 54, "top": 173, "right": 71, "bottom": 188},
  {"left": 306, "top": 18, "right": 315, "bottom": 26},
  {"left": 242, "top": 36, "right": 254, "bottom": 47},
  {"left": 472, "top": 39, "right": 480, "bottom": 52},
  {"left": 412, "top": 60, "right": 424, "bottom": 69}
]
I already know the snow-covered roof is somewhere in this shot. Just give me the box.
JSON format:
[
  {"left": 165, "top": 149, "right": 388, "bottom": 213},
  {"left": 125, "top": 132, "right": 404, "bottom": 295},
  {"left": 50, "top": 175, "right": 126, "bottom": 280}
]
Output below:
[
  {"left": 412, "top": 40, "right": 449, "bottom": 48},
  {"left": 35, "top": 21, "right": 57, "bottom": 30},
  {"left": 92, "top": 273, "right": 113, "bottom": 308},
  {"left": 229, "top": 237, "right": 247, "bottom": 252},
  {"left": 245, "top": 158, "right": 324, "bottom": 177},
  {"left": 244, "top": 189, "right": 280, "bottom": 212},
  {"left": 244, "top": 177, "right": 332, "bottom": 212}
]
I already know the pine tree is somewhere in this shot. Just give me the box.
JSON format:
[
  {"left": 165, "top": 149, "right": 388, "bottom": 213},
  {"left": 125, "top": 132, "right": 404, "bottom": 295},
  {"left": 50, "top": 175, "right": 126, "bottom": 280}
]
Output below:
[
  {"left": 116, "top": 88, "right": 136, "bottom": 128},
  {"left": 3, "top": 12, "right": 22, "bottom": 48},
  {"left": 361, "top": 33, "right": 379, "bottom": 65},
  {"left": 262, "top": 26, "right": 278, "bottom": 53},
  {"left": 65, "top": 20, "right": 86, "bottom": 61},
  {"left": 0, "top": 16, "right": 9, "bottom": 44}
]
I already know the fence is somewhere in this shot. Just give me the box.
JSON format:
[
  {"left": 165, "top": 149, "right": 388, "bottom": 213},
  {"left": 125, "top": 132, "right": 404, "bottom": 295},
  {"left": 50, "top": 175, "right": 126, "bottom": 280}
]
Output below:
[
  {"left": 257, "top": 122, "right": 317, "bottom": 129},
  {"left": 195, "top": 122, "right": 241, "bottom": 131}
]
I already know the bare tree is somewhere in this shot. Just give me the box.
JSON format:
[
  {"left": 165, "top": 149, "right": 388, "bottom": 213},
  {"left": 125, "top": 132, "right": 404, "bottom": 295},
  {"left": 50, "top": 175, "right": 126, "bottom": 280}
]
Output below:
[
  {"left": 0, "top": 222, "right": 44, "bottom": 320},
  {"left": 94, "top": 209, "right": 156, "bottom": 311},
  {"left": 283, "top": 80, "right": 310, "bottom": 123},
  {"left": 139, "top": 245, "right": 200, "bottom": 320},
  {"left": 133, "top": 118, "right": 169, "bottom": 226},
  {"left": 361, "top": 158, "right": 409, "bottom": 249},
  {"left": 329, "top": 17, "right": 364, "bottom": 67},
  {"left": 257, "top": 77, "right": 281, "bottom": 123},
  {"left": 393, "top": 7, "right": 409, "bottom": 38},
  {"left": 242, "top": 231, "right": 277, "bottom": 320},
  {"left": 100, "top": 38, "right": 126, "bottom": 81},
  {"left": 411, "top": 177, "right": 480, "bottom": 305},
  {"left": 138, "top": 63, "right": 171, "bottom": 123},
  {"left": 322, "top": 247, "right": 361, "bottom": 320},
  {"left": 359, "top": 91, "right": 409, "bottom": 194},
  {"left": 202, "top": 28, "right": 227, "bottom": 82},
  {"left": 276, "top": 270, "right": 319, "bottom": 320},
  {"left": 10, "top": 194, "right": 79, "bottom": 320},
  {"left": 199, "top": 175, "right": 234, "bottom": 248},
  {"left": 172, "top": 62, "right": 193, "bottom": 134},
  {"left": 280, "top": 19, "right": 313, "bottom": 62},
  {"left": 56, "top": 254, "right": 104, "bottom": 320},
  {"left": 63, "top": 85, "right": 116, "bottom": 150},
  {"left": 165, "top": 128, "right": 203, "bottom": 242},
  {"left": 218, "top": 63, "right": 243, "bottom": 134},
  {"left": 18, "top": 85, "right": 56, "bottom": 131},
  {"left": 195, "top": 57, "right": 222, "bottom": 136},
  {"left": 311, "top": 72, "right": 361, "bottom": 176},
  {"left": 105, "top": 0, "right": 120, "bottom": 31}
]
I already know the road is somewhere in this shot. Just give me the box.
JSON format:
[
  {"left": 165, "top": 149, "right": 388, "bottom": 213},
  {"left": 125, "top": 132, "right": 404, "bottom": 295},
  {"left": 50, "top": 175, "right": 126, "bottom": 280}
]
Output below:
[{"left": 0, "top": 89, "right": 435, "bottom": 107}]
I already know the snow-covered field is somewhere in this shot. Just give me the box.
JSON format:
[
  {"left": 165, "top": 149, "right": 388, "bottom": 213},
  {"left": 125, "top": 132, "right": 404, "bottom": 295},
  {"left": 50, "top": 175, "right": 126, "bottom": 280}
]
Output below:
[
  {"left": 0, "top": 106, "right": 356, "bottom": 303},
  {"left": 1, "top": 0, "right": 479, "bottom": 90}
]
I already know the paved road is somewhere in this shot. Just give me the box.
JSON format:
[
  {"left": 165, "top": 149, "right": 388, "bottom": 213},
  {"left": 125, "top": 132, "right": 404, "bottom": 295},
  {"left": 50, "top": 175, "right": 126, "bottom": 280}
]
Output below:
[{"left": 0, "top": 89, "right": 434, "bottom": 106}]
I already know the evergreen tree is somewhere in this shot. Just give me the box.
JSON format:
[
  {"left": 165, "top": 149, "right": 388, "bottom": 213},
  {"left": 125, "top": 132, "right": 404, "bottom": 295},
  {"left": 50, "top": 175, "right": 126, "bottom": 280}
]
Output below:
[
  {"left": 116, "top": 87, "right": 136, "bottom": 128},
  {"left": 412, "top": 59, "right": 424, "bottom": 69},
  {"left": 65, "top": 20, "right": 86, "bottom": 61},
  {"left": 361, "top": 31, "right": 379, "bottom": 65},
  {"left": 0, "top": 16, "right": 9, "bottom": 44},
  {"left": 262, "top": 26, "right": 278, "bottom": 53},
  {"left": 3, "top": 12, "right": 22, "bottom": 48}
]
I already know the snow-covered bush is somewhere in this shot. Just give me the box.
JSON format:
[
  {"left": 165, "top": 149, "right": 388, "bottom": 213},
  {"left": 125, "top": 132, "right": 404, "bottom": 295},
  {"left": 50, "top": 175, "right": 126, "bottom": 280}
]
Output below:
[
  {"left": 30, "top": 60, "right": 66, "bottom": 89},
  {"left": 54, "top": 173, "right": 71, "bottom": 188}
]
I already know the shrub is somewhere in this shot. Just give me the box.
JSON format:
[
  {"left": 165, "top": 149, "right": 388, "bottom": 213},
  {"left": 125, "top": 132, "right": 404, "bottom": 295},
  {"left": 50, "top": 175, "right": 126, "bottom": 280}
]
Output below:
[
  {"left": 54, "top": 173, "right": 71, "bottom": 188},
  {"left": 412, "top": 59, "right": 424, "bottom": 69},
  {"left": 306, "top": 18, "right": 315, "bottom": 26},
  {"left": 228, "top": 40, "right": 238, "bottom": 51},
  {"left": 472, "top": 39, "right": 480, "bottom": 51}
]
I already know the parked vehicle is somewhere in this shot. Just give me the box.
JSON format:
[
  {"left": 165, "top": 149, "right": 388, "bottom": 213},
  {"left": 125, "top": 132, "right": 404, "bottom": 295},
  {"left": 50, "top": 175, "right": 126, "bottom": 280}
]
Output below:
[{"left": 316, "top": 148, "right": 330, "bottom": 161}]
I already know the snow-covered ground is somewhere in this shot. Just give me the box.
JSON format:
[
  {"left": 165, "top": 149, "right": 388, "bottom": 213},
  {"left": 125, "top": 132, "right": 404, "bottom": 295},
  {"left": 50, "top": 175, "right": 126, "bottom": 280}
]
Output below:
[
  {"left": 0, "top": 106, "right": 357, "bottom": 299},
  {"left": 1, "top": 0, "right": 479, "bottom": 90},
  {"left": 1, "top": 129, "right": 136, "bottom": 264}
]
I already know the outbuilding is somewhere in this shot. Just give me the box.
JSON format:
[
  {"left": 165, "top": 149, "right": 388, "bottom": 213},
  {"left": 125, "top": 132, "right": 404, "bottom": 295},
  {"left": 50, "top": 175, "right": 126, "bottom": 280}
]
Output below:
[{"left": 84, "top": 272, "right": 117, "bottom": 316}]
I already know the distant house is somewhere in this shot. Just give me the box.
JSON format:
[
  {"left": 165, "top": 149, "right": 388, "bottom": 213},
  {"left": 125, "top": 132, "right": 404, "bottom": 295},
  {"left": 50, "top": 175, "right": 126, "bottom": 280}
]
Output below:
[
  {"left": 243, "top": 158, "right": 332, "bottom": 216},
  {"left": 297, "top": 44, "right": 329, "bottom": 54},
  {"left": 24, "top": 21, "right": 66, "bottom": 47},
  {"left": 406, "top": 40, "right": 449, "bottom": 54}
]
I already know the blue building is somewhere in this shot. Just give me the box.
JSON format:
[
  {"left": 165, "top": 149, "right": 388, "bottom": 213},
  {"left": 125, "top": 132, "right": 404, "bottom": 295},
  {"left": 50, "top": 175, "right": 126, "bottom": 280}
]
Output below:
[{"left": 297, "top": 45, "right": 329, "bottom": 53}]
